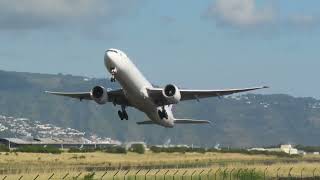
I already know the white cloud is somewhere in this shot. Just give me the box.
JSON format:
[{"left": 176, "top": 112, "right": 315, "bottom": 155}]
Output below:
[
  {"left": 0, "top": 0, "right": 141, "bottom": 30},
  {"left": 206, "top": 0, "right": 274, "bottom": 27},
  {"left": 205, "top": 0, "right": 320, "bottom": 30},
  {"left": 2, "top": 0, "right": 96, "bottom": 17}
]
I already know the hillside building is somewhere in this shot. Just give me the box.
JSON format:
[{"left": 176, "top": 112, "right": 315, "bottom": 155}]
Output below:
[
  {"left": 0, "top": 137, "right": 121, "bottom": 150},
  {"left": 248, "top": 144, "right": 300, "bottom": 155}
]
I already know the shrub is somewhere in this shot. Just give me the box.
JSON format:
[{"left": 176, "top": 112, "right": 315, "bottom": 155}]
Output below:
[
  {"left": 83, "top": 173, "right": 95, "bottom": 180},
  {"left": 14, "top": 145, "right": 61, "bottom": 154},
  {"left": 295, "top": 145, "right": 320, "bottom": 153},
  {"left": 150, "top": 146, "right": 162, "bottom": 153},
  {"left": 68, "top": 146, "right": 127, "bottom": 154},
  {"left": 207, "top": 148, "right": 300, "bottom": 158},
  {"left": 68, "top": 148, "right": 97, "bottom": 153},
  {"left": 0, "top": 144, "right": 9, "bottom": 152},
  {"left": 150, "top": 146, "right": 298, "bottom": 158},
  {"left": 130, "top": 144, "right": 145, "bottom": 154},
  {"left": 103, "top": 146, "right": 127, "bottom": 154},
  {"left": 149, "top": 146, "right": 206, "bottom": 154}
]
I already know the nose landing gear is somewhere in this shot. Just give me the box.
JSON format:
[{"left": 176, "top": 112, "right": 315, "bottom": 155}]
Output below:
[{"left": 110, "top": 68, "right": 117, "bottom": 82}]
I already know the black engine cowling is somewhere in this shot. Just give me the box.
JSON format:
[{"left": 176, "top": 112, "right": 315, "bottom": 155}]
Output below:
[
  {"left": 162, "top": 84, "right": 181, "bottom": 104},
  {"left": 90, "top": 86, "right": 109, "bottom": 104}
]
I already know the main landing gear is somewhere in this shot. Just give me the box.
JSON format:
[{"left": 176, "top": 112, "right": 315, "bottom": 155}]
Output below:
[
  {"left": 110, "top": 68, "right": 117, "bottom": 82},
  {"left": 118, "top": 106, "right": 128, "bottom": 120},
  {"left": 158, "top": 106, "right": 168, "bottom": 119},
  {"left": 111, "top": 76, "right": 116, "bottom": 82}
]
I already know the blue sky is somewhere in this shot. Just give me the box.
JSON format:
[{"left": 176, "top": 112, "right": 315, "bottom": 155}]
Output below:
[{"left": 1, "top": 0, "right": 320, "bottom": 98}]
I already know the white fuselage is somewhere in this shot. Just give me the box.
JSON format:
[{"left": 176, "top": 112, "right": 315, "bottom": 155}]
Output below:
[{"left": 104, "top": 49, "right": 174, "bottom": 128}]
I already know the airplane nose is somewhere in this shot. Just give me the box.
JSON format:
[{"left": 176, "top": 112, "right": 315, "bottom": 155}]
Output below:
[
  {"left": 104, "top": 49, "right": 122, "bottom": 71},
  {"left": 104, "top": 51, "right": 115, "bottom": 68},
  {"left": 104, "top": 51, "right": 111, "bottom": 62}
]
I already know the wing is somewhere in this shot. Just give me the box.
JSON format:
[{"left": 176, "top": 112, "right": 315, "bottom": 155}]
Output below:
[
  {"left": 45, "top": 91, "right": 92, "bottom": 100},
  {"left": 179, "top": 86, "right": 269, "bottom": 101},
  {"left": 147, "top": 86, "right": 268, "bottom": 106},
  {"left": 45, "top": 88, "right": 130, "bottom": 106}
]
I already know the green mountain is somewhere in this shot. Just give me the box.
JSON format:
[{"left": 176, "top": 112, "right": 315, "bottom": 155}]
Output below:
[{"left": 0, "top": 70, "right": 320, "bottom": 147}]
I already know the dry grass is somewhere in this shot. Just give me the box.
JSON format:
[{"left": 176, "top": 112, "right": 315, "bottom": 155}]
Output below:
[
  {"left": 219, "top": 162, "right": 320, "bottom": 177},
  {"left": 1, "top": 166, "right": 320, "bottom": 180},
  {"left": 0, "top": 152, "right": 320, "bottom": 179},
  {"left": 0, "top": 151, "right": 273, "bottom": 171}
]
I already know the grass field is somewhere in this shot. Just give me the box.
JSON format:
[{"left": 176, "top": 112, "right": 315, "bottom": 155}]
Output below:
[{"left": 1, "top": 151, "right": 320, "bottom": 179}]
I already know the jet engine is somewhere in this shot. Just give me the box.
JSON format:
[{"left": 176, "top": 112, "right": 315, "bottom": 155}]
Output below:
[
  {"left": 162, "top": 84, "right": 181, "bottom": 104},
  {"left": 90, "top": 86, "right": 109, "bottom": 104}
]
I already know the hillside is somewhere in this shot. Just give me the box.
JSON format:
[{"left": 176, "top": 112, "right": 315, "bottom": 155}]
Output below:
[{"left": 0, "top": 70, "right": 320, "bottom": 147}]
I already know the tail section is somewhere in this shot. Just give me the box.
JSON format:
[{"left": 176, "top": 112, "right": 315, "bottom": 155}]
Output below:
[
  {"left": 174, "top": 119, "right": 212, "bottom": 125},
  {"left": 137, "top": 119, "right": 212, "bottom": 126},
  {"left": 136, "top": 121, "right": 155, "bottom": 125},
  {"left": 171, "top": 105, "right": 212, "bottom": 125}
]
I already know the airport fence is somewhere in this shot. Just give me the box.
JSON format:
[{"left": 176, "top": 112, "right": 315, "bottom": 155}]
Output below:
[{"left": 1, "top": 167, "right": 320, "bottom": 180}]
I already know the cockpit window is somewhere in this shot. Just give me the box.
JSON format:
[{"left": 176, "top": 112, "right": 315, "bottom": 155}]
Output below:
[{"left": 107, "top": 49, "right": 118, "bottom": 53}]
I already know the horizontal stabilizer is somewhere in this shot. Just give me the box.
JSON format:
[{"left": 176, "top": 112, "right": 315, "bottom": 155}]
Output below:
[
  {"left": 136, "top": 121, "right": 156, "bottom": 125},
  {"left": 174, "top": 119, "right": 212, "bottom": 125}
]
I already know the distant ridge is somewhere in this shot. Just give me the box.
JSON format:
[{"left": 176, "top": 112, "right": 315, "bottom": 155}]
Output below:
[{"left": 0, "top": 70, "right": 320, "bottom": 147}]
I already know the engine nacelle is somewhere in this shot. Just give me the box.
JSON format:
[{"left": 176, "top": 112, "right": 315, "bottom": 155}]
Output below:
[
  {"left": 90, "top": 86, "right": 109, "bottom": 105},
  {"left": 162, "top": 84, "right": 181, "bottom": 104}
]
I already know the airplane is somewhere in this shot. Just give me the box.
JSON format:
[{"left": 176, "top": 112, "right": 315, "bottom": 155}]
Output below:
[{"left": 46, "top": 48, "right": 268, "bottom": 128}]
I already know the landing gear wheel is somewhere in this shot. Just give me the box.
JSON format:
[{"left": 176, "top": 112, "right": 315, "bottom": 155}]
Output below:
[
  {"left": 118, "top": 110, "right": 124, "bottom": 120},
  {"left": 123, "top": 111, "right": 129, "bottom": 120},
  {"left": 158, "top": 110, "right": 168, "bottom": 119},
  {"left": 158, "top": 110, "right": 163, "bottom": 119},
  {"left": 120, "top": 105, "right": 129, "bottom": 120},
  {"left": 163, "top": 110, "right": 168, "bottom": 119},
  {"left": 118, "top": 105, "right": 129, "bottom": 120},
  {"left": 110, "top": 76, "right": 116, "bottom": 82}
]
